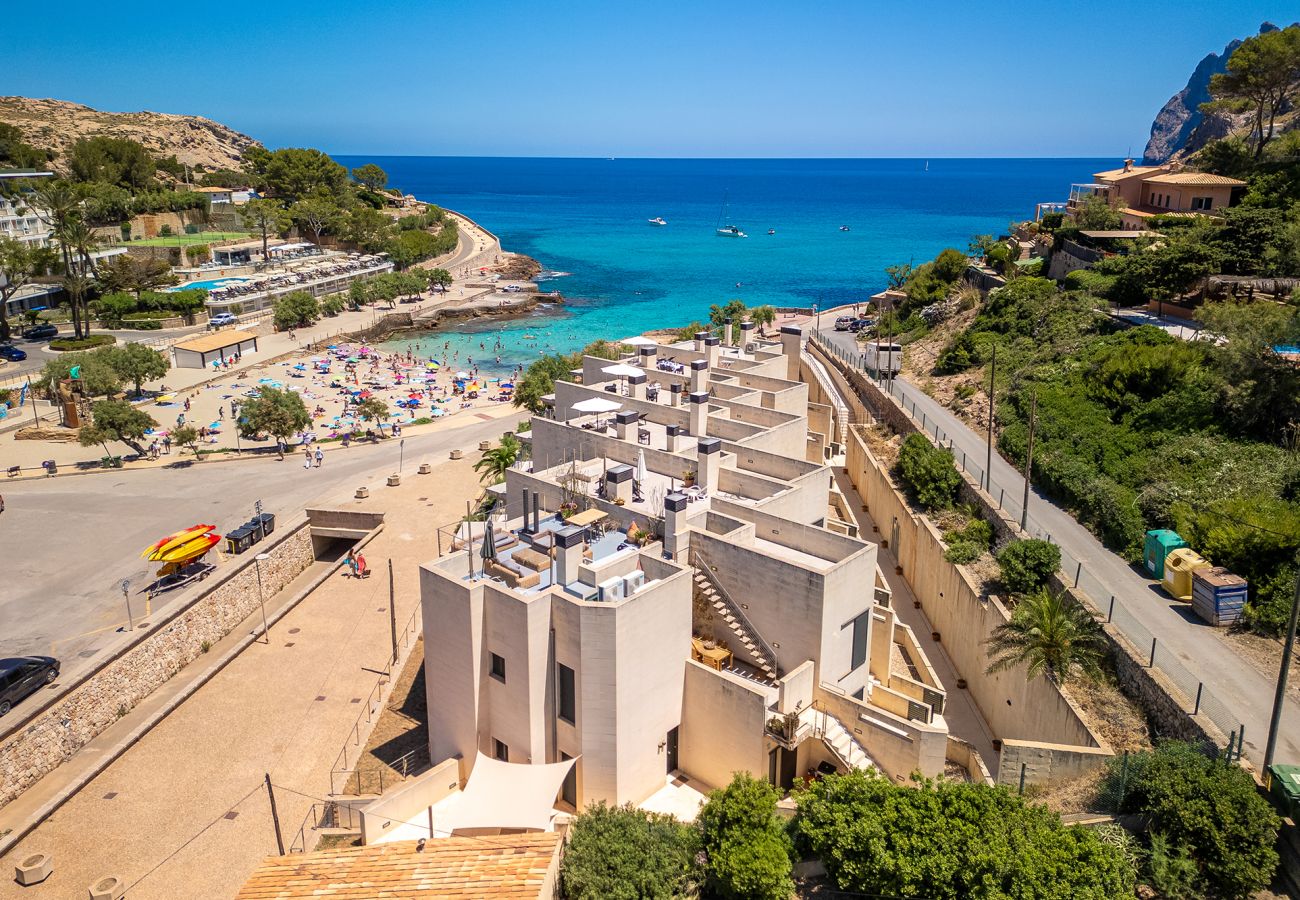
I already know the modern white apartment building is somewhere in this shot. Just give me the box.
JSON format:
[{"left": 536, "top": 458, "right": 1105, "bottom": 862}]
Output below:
[
  {"left": 0, "top": 170, "right": 54, "bottom": 248},
  {"left": 419, "top": 324, "right": 949, "bottom": 814}
]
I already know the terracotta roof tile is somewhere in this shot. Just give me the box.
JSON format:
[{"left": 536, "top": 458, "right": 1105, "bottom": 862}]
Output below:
[
  {"left": 1142, "top": 171, "right": 1247, "bottom": 186},
  {"left": 234, "top": 834, "right": 561, "bottom": 899}
]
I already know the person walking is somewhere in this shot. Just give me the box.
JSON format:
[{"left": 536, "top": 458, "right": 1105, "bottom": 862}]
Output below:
[
  {"left": 303, "top": 446, "right": 312, "bottom": 469},
  {"left": 162, "top": 435, "right": 172, "bottom": 454},
  {"left": 314, "top": 447, "right": 323, "bottom": 468},
  {"left": 345, "top": 548, "right": 358, "bottom": 578}
]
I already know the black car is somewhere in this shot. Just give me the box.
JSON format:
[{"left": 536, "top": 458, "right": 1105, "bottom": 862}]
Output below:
[
  {"left": 0, "top": 656, "right": 59, "bottom": 716},
  {"left": 22, "top": 323, "right": 58, "bottom": 340}
]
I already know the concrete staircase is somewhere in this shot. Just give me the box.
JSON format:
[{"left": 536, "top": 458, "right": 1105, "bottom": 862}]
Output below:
[
  {"left": 803, "top": 706, "right": 875, "bottom": 771},
  {"left": 802, "top": 347, "right": 850, "bottom": 447},
  {"left": 692, "top": 567, "right": 779, "bottom": 683}
]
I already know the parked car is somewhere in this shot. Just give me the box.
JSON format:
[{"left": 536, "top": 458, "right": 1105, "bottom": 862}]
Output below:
[
  {"left": 22, "top": 323, "right": 58, "bottom": 340},
  {"left": 0, "top": 345, "right": 27, "bottom": 361},
  {"left": 0, "top": 656, "right": 60, "bottom": 716},
  {"left": 834, "top": 315, "right": 853, "bottom": 331},
  {"left": 848, "top": 317, "right": 875, "bottom": 333},
  {"left": 208, "top": 313, "right": 238, "bottom": 328}
]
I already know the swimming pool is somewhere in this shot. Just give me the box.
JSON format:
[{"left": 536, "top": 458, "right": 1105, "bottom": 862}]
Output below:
[{"left": 172, "top": 277, "right": 250, "bottom": 292}]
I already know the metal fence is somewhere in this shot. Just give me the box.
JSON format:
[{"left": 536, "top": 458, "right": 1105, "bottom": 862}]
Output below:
[{"left": 809, "top": 330, "right": 1245, "bottom": 751}]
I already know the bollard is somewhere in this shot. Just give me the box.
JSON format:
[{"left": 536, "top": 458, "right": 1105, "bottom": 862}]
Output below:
[
  {"left": 1149, "top": 637, "right": 1157, "bottom": 668},
  {"left": 1193, "top": 682, "right": 1203, "bottom": 716},
  {"left": 1074, "top": 562, "right": 1082, "bottom": 588},
  {"left": 1107, "top": 595, "right": 1115, "bottom": 622}
]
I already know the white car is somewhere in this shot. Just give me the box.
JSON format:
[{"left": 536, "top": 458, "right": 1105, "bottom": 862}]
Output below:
[{"left": 209, "top": 313, "right": 238, "bottom": 328}]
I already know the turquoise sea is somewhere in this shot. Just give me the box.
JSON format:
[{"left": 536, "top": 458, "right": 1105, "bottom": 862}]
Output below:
[{"left": 337, "top": 157, "right": 1107, "bottom": 375}]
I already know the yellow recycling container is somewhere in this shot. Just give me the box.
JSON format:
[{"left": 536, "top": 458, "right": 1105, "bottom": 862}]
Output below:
[{"left": 1162, "top": 548, "right": 1210, "bottom": 601}]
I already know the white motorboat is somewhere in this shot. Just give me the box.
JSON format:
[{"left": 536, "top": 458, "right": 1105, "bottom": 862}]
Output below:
[{"left": 648, "top": 217, "right": 667, "bottom": 226}]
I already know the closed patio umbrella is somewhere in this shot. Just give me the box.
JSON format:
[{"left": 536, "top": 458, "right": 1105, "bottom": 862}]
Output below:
[{"left": 480, "top": 519, "right": 498, "bottom": 569}]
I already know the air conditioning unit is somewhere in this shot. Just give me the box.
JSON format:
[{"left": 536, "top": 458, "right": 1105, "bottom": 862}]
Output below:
[
  {"left": 623, "top": 570, "right": 646, "bottom": 595},
  {"left": 597, "top": 576, "right": 625, "bottom": 602}
]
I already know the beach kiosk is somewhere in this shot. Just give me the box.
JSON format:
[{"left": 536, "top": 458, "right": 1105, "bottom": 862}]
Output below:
[
  {"left": 1143, "top": 529, "right": 1187, "bottom": 579},
  {"left": 171, "top": 330, "right": 259, "bottom": 369}
]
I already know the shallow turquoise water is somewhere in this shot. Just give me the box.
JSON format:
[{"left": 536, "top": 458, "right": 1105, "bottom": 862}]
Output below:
[{"left": 340, "top": 157, "right": 1107, "bottom": 374}]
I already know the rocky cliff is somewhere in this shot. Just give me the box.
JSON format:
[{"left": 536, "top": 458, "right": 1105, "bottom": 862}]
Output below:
[
  {"left": 1142, "top": 22, "right": 1294, "bottom": 164},
  {"left": 0, "top": 96, "right": 259, "bottom": 174}
]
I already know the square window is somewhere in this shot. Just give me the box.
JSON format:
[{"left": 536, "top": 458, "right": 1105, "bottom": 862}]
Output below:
[
  {"left": 490, "top": 653, "right": 506, "bottom": 682},
  {"left": 493, "top": 738, "right": 509, "bottom": 761}
]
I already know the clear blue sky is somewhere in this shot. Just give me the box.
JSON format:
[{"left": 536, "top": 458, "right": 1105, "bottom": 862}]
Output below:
[{"left": 9, "top": 0, "right": 1293, "bottom": 157}]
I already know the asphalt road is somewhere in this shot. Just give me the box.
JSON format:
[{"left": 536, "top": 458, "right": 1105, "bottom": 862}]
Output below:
[
  {"left": 817, "top": 326, "right": 1300, "bottom": 767},
  {"left": 0, "top": 413, "right": 509, "bottom": 687}
]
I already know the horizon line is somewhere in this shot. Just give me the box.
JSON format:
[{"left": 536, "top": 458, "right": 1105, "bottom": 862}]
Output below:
[{"left": 324, "top": 153, "right": 1127, "bottom": 161}]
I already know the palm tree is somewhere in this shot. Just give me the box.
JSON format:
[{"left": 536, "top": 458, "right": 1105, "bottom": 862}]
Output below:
[
  {"left": 28, "top": 180, "right": 97, "bottom": 338},
  {"left": 474, "top": 434, "right": 520, "bottom": 484},
  {"left": 984, "top": 589, "right": 1106, "bottom": 684}
]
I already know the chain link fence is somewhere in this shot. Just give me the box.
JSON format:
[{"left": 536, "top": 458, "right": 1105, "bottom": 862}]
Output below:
[{"left": 810, "top": 331, "right": 1244, "bottom": 751}]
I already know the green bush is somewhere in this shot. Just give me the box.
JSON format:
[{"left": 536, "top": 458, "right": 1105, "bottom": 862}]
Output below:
[
  {"left": 996, "top": 539, "right": 1061, "bottom": 594},
  {"left": 896, "top": 432, "right": 961, "bottom": 511},
  {"left": 1100, "top": 742, "right": 1279, "bottom": 898},
  {"left": 697, "top": 774, "right": 793, "bottom": 900},
  {"left": 123, "top": 319, "right": 162, "bottom": 330},
  {"left": 272, "top": 290, "right": 320, "bottom": 330},
  {"left": 320, "top": 296, "right": 346, "bottom": 317},
  {"left": 794, "top": 770, "right": 1135, "bottom": 899},
  {"left": 944, "top": 515, "right": 993, "bottom": 564},
  {"left": 559, "top": 802, "right": 700, "bottom": 900},
  {"left": 49, "top": 335, "right": 116, "bottom": 351},
  {"left": 159, "top": 223, "right": 173, "bottom": 236},
  {"left": 935, "top": 329, "right": 978, "bottom": 374}
]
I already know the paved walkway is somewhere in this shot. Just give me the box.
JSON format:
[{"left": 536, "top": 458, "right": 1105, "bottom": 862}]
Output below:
[
  {"left": 0, "top": 454, "right": 486, "bottom": 900},
  {"left": 830, "top": 471, "right": 999, "bottom": 776},
  {"left": 817, "top": 327, "right": 1297, "bottom": 767}
]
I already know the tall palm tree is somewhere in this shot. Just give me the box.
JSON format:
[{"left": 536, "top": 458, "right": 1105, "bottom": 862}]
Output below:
[
  {"left": 28, "top": 180, "right": 94, "bottom": 338},
  {"left": 59, "top": 216, "right": 99, "bottom": 339},
  {"left": 473, "top": 434, "right": 520, "bottom": 484},
  {"left": 985, "top": 588, "right": 1106, "bottom": 684}
]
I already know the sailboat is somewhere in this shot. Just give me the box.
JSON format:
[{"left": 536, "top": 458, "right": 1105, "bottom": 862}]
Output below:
[
  {"left": 715, "top": 192, "right": 747, "bottom": 238},
  {"left": 924, "top": 160, "right": 929, "bottom": 172}
]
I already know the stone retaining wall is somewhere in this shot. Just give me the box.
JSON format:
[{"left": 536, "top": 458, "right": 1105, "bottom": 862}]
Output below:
[
  {"left": 812, "top": 341, "right": 1229, "bottom": 763},
  {"left": 0, "top": 524, "right": 314, "bottom": 808}
]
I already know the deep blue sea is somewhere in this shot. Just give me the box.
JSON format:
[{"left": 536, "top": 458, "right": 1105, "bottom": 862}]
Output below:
[{"left": 337, "top": 157, "right": 1107, "bottom": 374}]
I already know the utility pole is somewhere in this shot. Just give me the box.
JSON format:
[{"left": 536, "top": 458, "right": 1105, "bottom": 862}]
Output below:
[
  {"left": 1264, "top": 566, "right": 1300, "bottom": 775},
  {"left": 388, "top": 559, "right": 399, "bottom": 665},
  {"left": 1019, "top": 392, "right": 1036, "bottom": 531},
  {"left": 985, "top": 345, "right": 996, "bottom": 493},
  {"left": 265, "top": 773, "right": 285, "bottom": 855}
]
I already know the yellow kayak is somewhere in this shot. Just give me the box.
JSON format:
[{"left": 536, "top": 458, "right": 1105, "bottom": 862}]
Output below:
[
  {"left": 155, "top": 532, "right": 221, "bottom": 564},
  {"left": 143, "top": 524, "right": 215, "bottom": 560}
]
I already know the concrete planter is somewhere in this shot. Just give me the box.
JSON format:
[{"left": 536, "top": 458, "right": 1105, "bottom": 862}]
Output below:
[
  {"left": 14, "top": 852, "right": 52, "bottom": 885},
  {"left": 418, "top": 462, "right": 432, "bottom": 474},
  {"left": 478, "top": 440, "right": 491, "bottom": 451},
  {"left": 450, "top": 449, "right": 463, "bottom": 460},
  {"left": 355, "top": 486, "right": 370, "bottom": 499},
  {"left": 89, "top": 874, "right": 125, "bottom": 899},
  {"left": 387, "top": 474, "right": 401, "bottom": 486}
]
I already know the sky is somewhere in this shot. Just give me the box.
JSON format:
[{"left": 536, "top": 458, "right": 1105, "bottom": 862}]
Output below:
[{"left": 9, "top": 0, "right": 1294, "bottom": 157}]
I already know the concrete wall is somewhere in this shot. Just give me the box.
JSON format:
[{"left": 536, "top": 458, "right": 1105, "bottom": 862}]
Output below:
[
  {"left": 0, "top": 524, "right": 315, "bottom": 807},
  {"left": 817, "top": 687, "right": 946, "bottom": 781},
  {"left": 843, "top": 426, "right": 1101, "bottom": 751},
  {"left": 997, "top": 739, "right": 1112, "bottom": 789},
  {"left": 360, "top": 757, "right": 462, "bottom": 845},
  {"left": 680, "top": 661, "right": 771, "bottom": 791}
]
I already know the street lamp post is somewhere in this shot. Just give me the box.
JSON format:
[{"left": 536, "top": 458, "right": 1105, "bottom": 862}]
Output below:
[
  {"left": 254, "top": 552, "right": 271, "bottom": 643},
  {"left": 121, "top": 578, "right": 134, "bottom": 632},
  {"left": 255, "top": 499, "right": 265, "bottom": 542}
]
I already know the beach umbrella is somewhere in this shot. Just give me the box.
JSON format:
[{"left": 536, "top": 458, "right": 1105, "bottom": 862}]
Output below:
[
  {"left": 480, "top": 520, "right": 498, "bottom": 565},
  {"left": 622, "top": 336, "right": 658, "bottom": 347},
  {"left": 500, "top": 383, "right": 515, "bottom": 389},
  {"left": 636, "top": 448, "right": 647, "bottom": 486}
]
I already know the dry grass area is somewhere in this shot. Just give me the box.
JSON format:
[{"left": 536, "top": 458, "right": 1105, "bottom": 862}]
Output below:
[
  {"left": 900, "top": 304, "right": 993, "bottom": 433},
  {"left": 350, "top": 636, "right": 429, "bottom": 795},
  {"left": 1063, "top": 674, "right": 1154, "bottom": 756},
  {"left": 1223, "top": 629, "right": 1295, "bottom": 702}
]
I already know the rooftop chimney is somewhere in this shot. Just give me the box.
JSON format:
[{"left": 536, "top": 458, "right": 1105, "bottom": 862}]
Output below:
[
  {"left": 669, "top": 382, "right": 683, "bottom": 407},
  {"left": 697, "top": 437, "right": 721, "bottom": 491},
  {"left": 689, "top": 358, "right": 709, "bottom": 394},
  {"left": 780, "top": 325, "right": 802, "bottom": 382},
  {"left": 554, "top": 525, "right": 585, "bottom": 586},
  {"left": 628, "top": 371, "right": 646, "bottom": 400},
  {"left": 704, "top": 335, "right": 720, "bottom": 368},
  {"left": 605, "top": 463, "right": 634, "bottom": 503},
  {"left": 614, "top": 409, "right": 638, "bottom": 441},
  {"left": 739, "top": 320, "right": 755, "bottom": 349},
  {"left": 664, "top": 492, "right": 689, "bottom": 560},
  {"left": 688, "top": 391, "right": 709, "bottom": 437},
  {"left": 693, "top": 331, "right": 709, "bottom": 353}
]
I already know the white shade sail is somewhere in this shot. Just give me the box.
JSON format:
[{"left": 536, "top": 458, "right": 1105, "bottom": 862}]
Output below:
[
  {"left": 621, "top": 336, "right": 658, "bottom": 347},
  {"left": 571, "top": 397, "right": 623, "bottom": 414},
  {"left": 601, "top": 363, "right": 644, "bottom": 378},
  {"left": 436, "top": 752, "right": 578, "bottom": 834}
]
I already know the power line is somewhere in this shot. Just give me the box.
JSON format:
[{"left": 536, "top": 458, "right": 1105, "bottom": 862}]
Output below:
[{"left": 124, "top": 781, "right": 264, "bottom": 893}]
